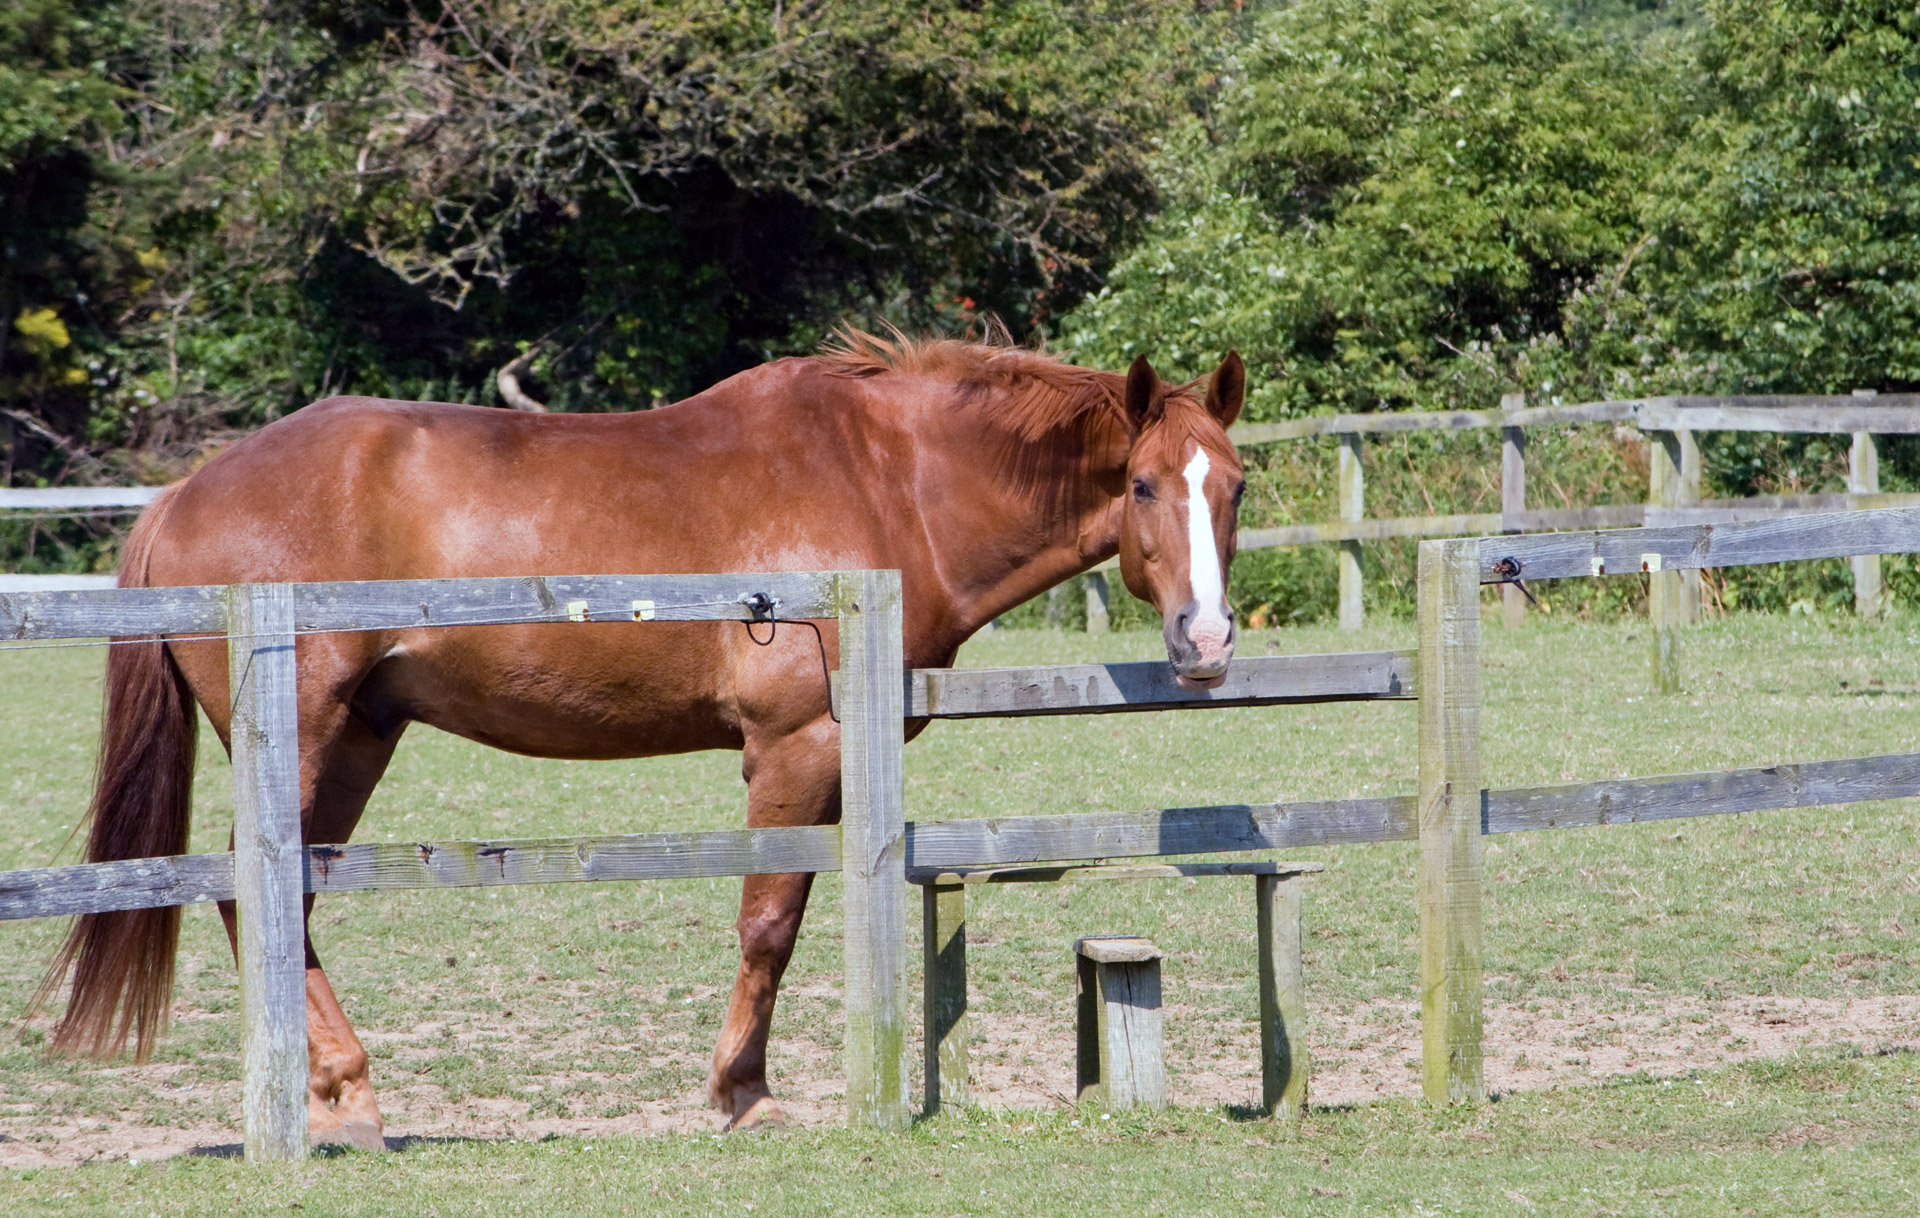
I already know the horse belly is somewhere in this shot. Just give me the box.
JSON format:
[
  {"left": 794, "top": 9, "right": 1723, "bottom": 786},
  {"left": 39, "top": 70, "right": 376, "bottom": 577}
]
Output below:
[{"left": 360, "top": 623, "right": 744, "bottom": 761}]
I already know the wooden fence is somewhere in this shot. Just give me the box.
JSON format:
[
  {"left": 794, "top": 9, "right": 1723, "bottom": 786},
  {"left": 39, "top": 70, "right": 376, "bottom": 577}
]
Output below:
[
  {"left": 0, "top": 572, "right": 910, "bottom": 1159},
  {"left": 10, "top": 392, "right": 1917, "bottom": 612},
  {"left": 1076, "top": 391, "right": 1920, "bottom": 635},
  {"left": 0, "top": 569, "right": 1418, "bottom": 1158},
  {"left": 2, "top": 505, "right": 1918, "bottom": 1155}
]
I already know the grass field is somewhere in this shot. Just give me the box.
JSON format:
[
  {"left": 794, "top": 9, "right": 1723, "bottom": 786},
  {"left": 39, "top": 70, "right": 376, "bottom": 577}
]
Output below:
[{"left": 2, "top": 607, "right": 1918, "bottom": 1214}]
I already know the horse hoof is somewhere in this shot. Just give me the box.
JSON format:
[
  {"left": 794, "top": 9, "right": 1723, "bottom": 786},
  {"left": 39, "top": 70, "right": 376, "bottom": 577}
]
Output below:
[
  {"left": 724, "top": 1094, "right": 787, "bottom": 1132},
  {"left": 311, "top": 1117, "right": 386, "bottom": 1153}
]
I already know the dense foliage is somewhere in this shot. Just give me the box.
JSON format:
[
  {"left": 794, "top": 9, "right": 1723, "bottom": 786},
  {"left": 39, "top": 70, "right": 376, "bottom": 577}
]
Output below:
[
  {"left": 1051, "top": 0, "right": 1920, "bottom": 622},
  {"left": 1063, "top": 0, "right": 1920, "bottom": 411},
  {"left": 7, "top": 0, "right": 1920, "bottom": 615},
  {"left": 0, "top": 0, "right": 1230, "bottom": 494}
]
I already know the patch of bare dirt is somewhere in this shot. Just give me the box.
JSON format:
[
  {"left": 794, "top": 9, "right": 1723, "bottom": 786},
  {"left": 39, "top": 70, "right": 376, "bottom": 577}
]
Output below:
[{"left": 3, "top": 993, "right": 1914, "bottom": 1167}]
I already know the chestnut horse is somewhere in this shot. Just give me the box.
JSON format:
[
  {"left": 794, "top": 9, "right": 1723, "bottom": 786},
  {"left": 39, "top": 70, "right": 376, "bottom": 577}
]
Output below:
[{"left": 44, "top": 332, "right": 1245, "bottom": 1146}]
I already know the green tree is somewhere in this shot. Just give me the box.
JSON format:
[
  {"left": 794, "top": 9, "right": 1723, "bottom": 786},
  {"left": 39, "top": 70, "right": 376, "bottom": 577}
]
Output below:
[
  {"left": 1626, "top": 0, "right": 1920, "bottom": 392},
  {"left": 1062, "top": 0, "right": 1668, "bottom": 418},
  {"left": 2, "top": 0, "right": 1233, "bottom": 498},
  {"left": 0, "top": 0, "right": 128, "bottom": 457}
]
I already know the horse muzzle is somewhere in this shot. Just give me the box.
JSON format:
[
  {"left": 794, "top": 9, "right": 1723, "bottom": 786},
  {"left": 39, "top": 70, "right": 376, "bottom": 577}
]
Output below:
[{"left": 1165, "top": 600, "right": 1235, "bottom": 691}]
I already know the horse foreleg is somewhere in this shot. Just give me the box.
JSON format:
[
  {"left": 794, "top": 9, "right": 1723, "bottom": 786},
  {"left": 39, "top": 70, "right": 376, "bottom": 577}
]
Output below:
[
  {"left": 709, "top": 715, "right": 839, "bottom": 1130},
  {"left": 709, "top": 871, "right": 817, "bottom": 1129}
]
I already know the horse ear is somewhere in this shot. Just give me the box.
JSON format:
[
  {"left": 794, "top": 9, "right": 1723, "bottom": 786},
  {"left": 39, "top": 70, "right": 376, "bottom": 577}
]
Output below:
[
  {"left": 1206, "top": 351, "right": 1245, "bottom": 428},
  {"left": 1125, "top": 354, "right": 1160, "bottom": 429}
]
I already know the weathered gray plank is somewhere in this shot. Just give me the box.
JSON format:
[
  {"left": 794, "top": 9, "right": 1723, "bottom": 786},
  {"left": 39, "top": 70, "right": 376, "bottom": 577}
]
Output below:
[
  {"left": 1075, "top": 941, "right": 1166, "bottom": 1111},
  {"left": 1659, "top": 393, "right": 1920, "bottom": 412},
  {"left": 907, "top": 651, "right": 1414, "bottom": 719},
  {"left": 0, "top": 573, "right": 842, "bottom": 641},
  {"left": 1647, "top": 430, "right": 1701, "bottom": 693},
  {"left": 293, "top": 572, "right": 840, "bottom": 628},
  {"left": 1337, "top": 433, "right": 1365, "bottom": 630},
  {"left": 0, "top": 585, "right": 227, "bottom": 639},
  {"left": 1211, "top": 396, "right": 1920, "bottom": 447},
  {"left": 1242, "top": 514, "right": 1504, "bottom": 548},
  {"left": 1242, "top": 505, "right": 1655, "bottom": 549},
  {"left": 305, "top": 826, "right": 844, "bottom": 892},
  {"left": 1236, "top": 494, "right": 1920, "bottom": 553},
  {"left": 1500, "top": 394, "right": 1528, "bottom": 629},
  {"left": 227, "top": 584, "right": 308, "bottom": 1161},
  {"left": 1257, "top": 872, "right": 1309, "bottom": 1119},
  {"left": 1084, "top": 570, "right": 1110, "bottom": 635},
  {"left": 922, "top": 882, "right": 969, "bottom": 1114},
  {"left": 1639, "top": 400, "right": 1920, "bottom": 434},
  {"left": 904, "top": 798, "right": 1418, "bottom": 870},
  {"left": 8, "top": 752, "right": 1918, "bottom": 923},
  {"left": 1416, "top": 539, "right": 1485, "bottom": 1106},
  {"left": 1513, "top": 505, "right": 1649, "bottom": 531},
  {"left": 837, "top": 569, "right": 910, "bottom": 1131},
  {"left": 0, "top": 574, "right": 120, "bottom": 593},
  {"left": 907, "top": 860, "right": 1325, "bottom": 886},
  {"left": 0, "top": 825, "right": 846, "bottom": 922},
  {"left": 1502, "top": 400, "right": 1644, "bottom": 427},
  {"left": 0, "top": 487, "right": 165, "bottom": 509},
  {"left": 1851, "top": 424, "right": 1883, "bottom": 620},
  {"left": 1477, "top": 507, "right": 1920, "bottom": 583},
  {"left": 1485, "top": 752, "right": 1920, "bottom": 834},
  {"left": 0, "top": 853, "right": 237, "bottom": 920}
]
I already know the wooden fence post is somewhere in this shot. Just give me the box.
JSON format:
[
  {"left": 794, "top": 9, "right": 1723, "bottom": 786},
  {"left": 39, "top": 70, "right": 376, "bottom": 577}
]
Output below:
[
  {"left": 837, "top": 569, "right": 910, "bottom": 1130},
  {"left": 1256, "top": 872, "right": 1308, "bottom": 1118},
  {"left": 1074, "top": 937, "right": 1166, "bottom": 1111},
  {"left": 1084, "top": 571, "right": 1110, "bottom": 635},
  {"left": 921, "top": 881, "right": 968, "bottom": 1113},
  {"left": 1851, "top": 390, "right": 1881, "bottom": 621},
  {"left": 1499, "top": 394, "right": 1527, "bottom": 629},
  {"left": 1415, "top": 540, "right": 1484, "bottom": 1106},
  {"left": 1647, "top": 429, "right": 1700, "bottom": 692},
  {"left": 226, "top": 583, "right": 309, "bottom": 1161},
  {"left": 1337, "top": 433, "right": 1364, "bottom": 631}
]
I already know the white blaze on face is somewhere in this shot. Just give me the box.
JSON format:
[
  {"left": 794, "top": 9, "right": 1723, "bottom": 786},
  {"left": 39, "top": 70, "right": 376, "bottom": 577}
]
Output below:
[{"left": 1182, "top": 447, "right": 1232, "bottom": 658}]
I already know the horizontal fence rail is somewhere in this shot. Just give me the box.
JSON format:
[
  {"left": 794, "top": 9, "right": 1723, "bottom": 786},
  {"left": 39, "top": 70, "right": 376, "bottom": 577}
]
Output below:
[
  {"left": 1475, "top": 505, "right": 1920, "bottom": 583},
  {"left": 0, "top": 487, "right": 165, "bottom": 510},
  {"left": 0, "top": 573, "right": 844, "bottom": 640},
  {"left": 904, "top": 650, "right": 1414, "bottom": 718},
  {"left": 1225, "top": 394, "right": 1920, "bottom": 444},
  {"left": 0, "top": 575, "right": 118, "bottom": 593},
  {"left": 1238, "top": 494, "right": 1920, "bottom": 549},
  {"left": 17, "top": 393, "right": 1920, "bottom": 604},
  {"left": 0, "top": 827, "right": 846, "bottom": 921},
  {"left": 9, "top": 750, "right": 1918, "bottom": 923}
]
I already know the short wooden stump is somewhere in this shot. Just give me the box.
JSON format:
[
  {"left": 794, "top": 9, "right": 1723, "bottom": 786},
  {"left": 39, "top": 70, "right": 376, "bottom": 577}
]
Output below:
[
  {"left": 914, "top": 860, "right": 1321, "bottom": 1118},
  {"left": 1075, "top": 936, "right": 1165, "bottom": 1111}
]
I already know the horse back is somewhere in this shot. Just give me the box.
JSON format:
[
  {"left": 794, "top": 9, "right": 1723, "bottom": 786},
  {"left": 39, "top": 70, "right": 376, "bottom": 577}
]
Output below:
[{"left": 142, "top": 371, "right": 908, "bottom": 590}]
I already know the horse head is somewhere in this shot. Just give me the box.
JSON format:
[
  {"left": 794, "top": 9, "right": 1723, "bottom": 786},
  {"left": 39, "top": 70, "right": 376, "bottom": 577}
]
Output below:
[{"left": 1117, "top": 352, "right": 1246, "bottom": 690}]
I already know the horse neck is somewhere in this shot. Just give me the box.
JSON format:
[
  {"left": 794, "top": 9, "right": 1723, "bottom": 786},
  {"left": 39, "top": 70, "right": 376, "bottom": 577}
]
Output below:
[{"left": 909, "top": 404, "right": 1129, "bottom": 638}]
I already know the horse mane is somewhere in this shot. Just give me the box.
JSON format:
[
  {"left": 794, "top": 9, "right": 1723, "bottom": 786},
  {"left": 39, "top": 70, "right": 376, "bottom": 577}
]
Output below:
[{"left": 820, "top": 326, "right": 1197, "bottom": 443}]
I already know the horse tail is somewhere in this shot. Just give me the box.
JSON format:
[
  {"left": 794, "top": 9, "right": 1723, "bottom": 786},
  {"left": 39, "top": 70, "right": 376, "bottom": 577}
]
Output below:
[{"left": 33, "top": 485, "right": 199, "bottom": 1061}]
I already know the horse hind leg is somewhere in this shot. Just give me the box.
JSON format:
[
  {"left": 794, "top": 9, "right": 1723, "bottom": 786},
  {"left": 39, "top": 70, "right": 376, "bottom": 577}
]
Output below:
[
  {"left": 217, "top": 709, "right": 402, "bottom": 1152},
  {"left": 709, "top": 715, "right": 839, "bottom": 1130}
]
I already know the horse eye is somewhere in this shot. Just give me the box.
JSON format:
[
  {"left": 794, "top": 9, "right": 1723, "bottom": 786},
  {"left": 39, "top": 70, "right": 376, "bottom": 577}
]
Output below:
[
  {"left": 1232, "top": 482, "right": 1246, "bottom": 507},
  {"left": 1132, "top": 478, "right": 1155, "bottom": 503}
]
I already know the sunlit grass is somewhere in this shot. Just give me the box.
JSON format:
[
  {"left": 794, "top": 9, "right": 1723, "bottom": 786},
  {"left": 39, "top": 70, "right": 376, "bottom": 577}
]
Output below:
[{"left": 2, "top": 608, "right": 1917, "bottom": 1210}]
